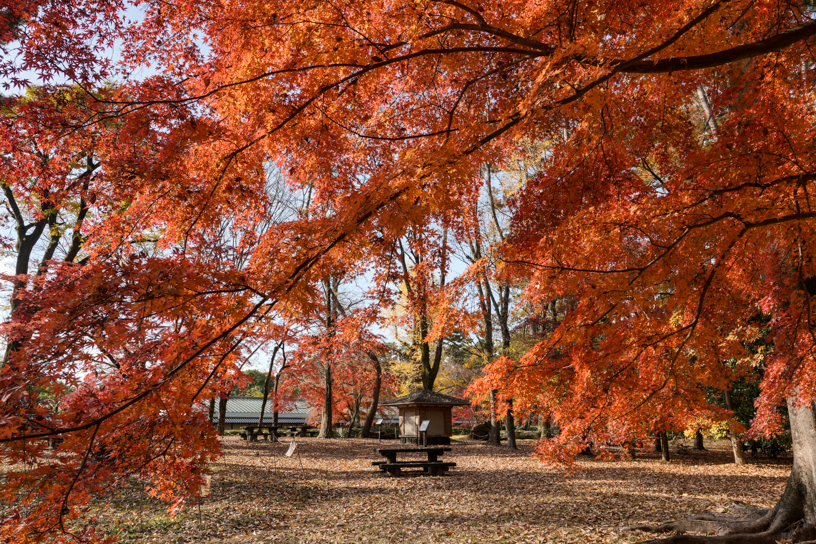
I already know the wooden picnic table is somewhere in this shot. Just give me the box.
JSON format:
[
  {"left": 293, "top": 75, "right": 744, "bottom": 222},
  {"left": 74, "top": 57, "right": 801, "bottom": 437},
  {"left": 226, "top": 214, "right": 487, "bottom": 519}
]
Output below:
[
  {"left": 373, "top": 447, "right": 455, "bottom": 476},
  {"left": 241, "top": 425, "right": 309, "bottom": 441},
  {"left": 241, "top": 425, "right": 279, "bottom": 441}
]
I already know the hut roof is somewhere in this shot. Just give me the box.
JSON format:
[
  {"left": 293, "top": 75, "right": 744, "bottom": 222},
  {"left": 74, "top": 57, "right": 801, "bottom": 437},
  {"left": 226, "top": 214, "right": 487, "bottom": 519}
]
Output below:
[
  {"left": 380, "top": 389, "right": 470, "bottom": 407},
  {"left": 212, "top": 398, "right": 309, "bottom": 425}
]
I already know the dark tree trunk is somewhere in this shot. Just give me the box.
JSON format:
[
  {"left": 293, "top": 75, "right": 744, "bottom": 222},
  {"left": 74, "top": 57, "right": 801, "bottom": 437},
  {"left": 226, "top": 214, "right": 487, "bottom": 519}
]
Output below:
[
  {"left": 208, "top": 398, "right": 215, "bottom": 426},
  {"left": 419, "top": 313, "right": 444, "bottom": 391},
  {"left": 318, "top": 279, "right": 334, "bottom": 439},
  {"left": 624, "top": 401, "right": 816, "bottom": 543},
  {"left": 539, "top": 415, "right": 550, "bottom": 439},
  {"left": 660, "top": 432, "right": 670, "bottom": 462},
  {"left": 654, "top": 435, "right": 662, "bottom": 453},
  {"left": 397, "top": 233, "right": 446, "bottom": 393},
  {"left": 488, "top": 389, "right": 501, "bottom": 446},
  {"left": 258, "top": 343, "right": 282, "bottom": 429},
  {"left": 361, "top": 354, "right": 382, "bottom": 438},
  {"left": 217, "top": 397, "right": 228, "bottom": 436},
  {"left": 318, "top": 364, "right": 333, "bottom": 438},
  {"left": 506, "top": 406, "right": 517, "bottom": 450},
  {"left": 724, "top": 388, "right": 746, "bottom": 466},
  {"left": 272, "top": 374, "right": 280, "bottom": 428},
  {"left": 471, "top": 239, "right": 499, "bottom": 447},
  {"left": 694, "top": 429, "right": 705, "bottom": 450},
  {"left": 348, "top": 394, "right": 362, "bottom": 435}
]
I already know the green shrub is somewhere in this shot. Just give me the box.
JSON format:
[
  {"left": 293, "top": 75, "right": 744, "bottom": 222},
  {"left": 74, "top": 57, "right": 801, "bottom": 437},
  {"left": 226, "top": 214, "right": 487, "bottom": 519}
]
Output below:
[{"left": 747, "top": 435, "right": 791, "bottom": 458}]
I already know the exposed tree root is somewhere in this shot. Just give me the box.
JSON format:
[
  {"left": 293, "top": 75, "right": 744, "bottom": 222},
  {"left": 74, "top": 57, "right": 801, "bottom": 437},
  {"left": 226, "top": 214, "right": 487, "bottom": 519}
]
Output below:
[
  {"left": 632, "top": 533, "right": 788, "bottom": 544},
  {"left": 621, "top": 402, "right": 816, "bottom": 544},
  {"left": 621, "top": 499, "right": 815, "bottom": 544},
  {"left": 621, "top": 501, "right": 773, "bottom": 537},
  {"left": 688, "top": 501, "right": 771, "bottom": 520}
]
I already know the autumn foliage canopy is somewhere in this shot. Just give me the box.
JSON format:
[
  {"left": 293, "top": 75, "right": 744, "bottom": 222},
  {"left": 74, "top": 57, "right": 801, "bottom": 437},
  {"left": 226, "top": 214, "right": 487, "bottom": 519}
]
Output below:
[{"left": 2, "top": 0, "right": 816, "bottom": 541}]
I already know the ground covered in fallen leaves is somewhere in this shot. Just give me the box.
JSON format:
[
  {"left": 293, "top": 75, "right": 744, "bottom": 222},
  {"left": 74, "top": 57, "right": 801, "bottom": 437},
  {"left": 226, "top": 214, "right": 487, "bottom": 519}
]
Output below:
[{"left": 94, "top": 437, "right": 789, "bottom": 544}]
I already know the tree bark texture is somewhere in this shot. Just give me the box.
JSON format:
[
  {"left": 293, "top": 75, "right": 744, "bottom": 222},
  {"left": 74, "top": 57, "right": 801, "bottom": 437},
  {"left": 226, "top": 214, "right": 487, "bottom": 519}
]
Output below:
[
  {"left": 361, "top": 354, "right": 382, "bottom": 438},
  {"left": 488, "top": 389, "right": 501, "bottom": 446},
  {"left": 660, "top": 432, "right": 670, "bottom": 462},
  {"left": 273, "top": 374, "right": 280, "bottom": 428},
  {"left": 318, "top": 363, "right": 333, "bottom": 438},
  {"left": 539, "top": 415, "right": 550, "bottom": 439},
  {"left": 318, "top": 279, "right": 334, "bottom": 439},
  {"left": 506, "top": 406, "right": 517, "bottom": 450},
  {"left": 694, "top": 430, "right": 705, "bottom": 450},
  {"left": 217, "top": 397, "right": 228, "bottom": 436},
  {"left": 724, "top": 388, "right": 746, "bottom": 466}
]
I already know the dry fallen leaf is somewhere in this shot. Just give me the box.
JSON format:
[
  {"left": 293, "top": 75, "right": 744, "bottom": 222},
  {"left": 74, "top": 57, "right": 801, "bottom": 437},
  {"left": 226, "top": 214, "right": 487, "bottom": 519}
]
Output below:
[{"left": 80, "top": 437, "right": 790, "bottom": 544}]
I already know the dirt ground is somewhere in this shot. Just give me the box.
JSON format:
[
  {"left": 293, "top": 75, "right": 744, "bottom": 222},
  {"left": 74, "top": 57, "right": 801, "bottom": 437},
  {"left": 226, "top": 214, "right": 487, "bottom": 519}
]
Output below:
[{"left": 93, "top": 436, "right": 790, "bottom": 544}]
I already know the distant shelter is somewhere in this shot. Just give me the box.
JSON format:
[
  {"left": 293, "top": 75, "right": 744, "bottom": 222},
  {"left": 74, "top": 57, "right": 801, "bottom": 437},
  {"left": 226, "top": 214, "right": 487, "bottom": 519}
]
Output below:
[
  {"left": 380, "top": 389, "right": 470, "bottom": 445},
  {"left": 212, "top": 398, "right": 309, "bottom": 430}
]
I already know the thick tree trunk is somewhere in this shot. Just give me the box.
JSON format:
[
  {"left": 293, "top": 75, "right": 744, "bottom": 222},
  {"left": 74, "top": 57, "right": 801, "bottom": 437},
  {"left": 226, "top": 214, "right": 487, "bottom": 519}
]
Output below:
[
  {"left": 624, "top": 400, "right": 816, "bottom": 543},
  {"left": 217, "top": 397, "right": 228, "bottom": 436},
  {"left": 208, "top": 398, "right": 215, "bottom": 426},
  {"left": 318, "top": 364, "right": 333, "bottom": 438},
  {"left": 724, "top": 388, "right": 746, "bottom": 466},
  {"left": 659, "top": 432, "right": 670, "bottom": 462},
  {"left": 694, "top": 430, "right": 705, "bottom": 450},
  {"left": 539, "top": 415, "right": 550, "bottom": 439},
  {"left": 729, "top": 434, "right": 746, "bottom": 466},
  {"left": 258, "top": 388, "right": 269, "bottom": 430},
  {"left": 776, "top": 400, "right": 816, "bottom": 538},
  {"left": 361, "top": 355, "right": 382, "bottom": 438},
  {"left": 506, "top": 406, "right": 517, "bottom": 450},
  {"left": 488, "top": 389, "right": 501, "bottom": 446},
  {"left": 419, "top": 315, "right": 444, "bottom": 391},
  {"left": 348, "top": 394, "right": 361, "bottom": 432}
]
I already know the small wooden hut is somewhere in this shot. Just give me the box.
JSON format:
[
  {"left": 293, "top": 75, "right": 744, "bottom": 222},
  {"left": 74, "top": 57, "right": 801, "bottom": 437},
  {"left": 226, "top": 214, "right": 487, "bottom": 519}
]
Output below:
[{"left": 380, "top": 389, "right": 469, "bottom": 445}]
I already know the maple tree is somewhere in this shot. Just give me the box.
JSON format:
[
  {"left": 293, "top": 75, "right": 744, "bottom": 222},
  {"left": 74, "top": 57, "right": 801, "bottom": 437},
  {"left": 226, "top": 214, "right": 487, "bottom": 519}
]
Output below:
[
  {"left": 465, "top": 166, "right": 521, "bottom": 448},
  {"left": 390, "top": 224, "right": 452, "bottom": 392},
  {"left": 288, "top": 309, "right": 392, "bottom": 435},
  {"left": 2, "top": 0, "right": 816, "bottom": 542}
]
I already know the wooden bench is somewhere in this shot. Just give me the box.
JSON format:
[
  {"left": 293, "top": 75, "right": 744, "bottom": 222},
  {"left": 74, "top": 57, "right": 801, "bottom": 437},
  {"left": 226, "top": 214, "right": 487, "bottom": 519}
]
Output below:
[
  {"left": 374, "top": 447, "right": 455, "bottom": 476},
  {"left": 377, "top": 447, "right": 451, "bottom": 463},
  {"left": 242, "top": 426, "right": 282, "bottom": 441},
  {"left": 373, "top": 460, "right": 456, "bottom": 476}
]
